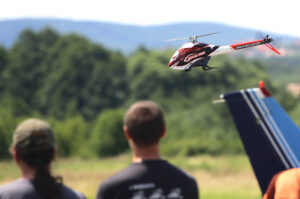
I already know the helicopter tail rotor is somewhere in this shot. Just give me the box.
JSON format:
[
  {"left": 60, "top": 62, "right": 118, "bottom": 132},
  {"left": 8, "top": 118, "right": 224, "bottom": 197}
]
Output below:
[
  {"left": 256, "top": 32, "right": 282, "bottom": 54},
  {"left": 262, "top": 35, "right": 281, "bottom": 55}
]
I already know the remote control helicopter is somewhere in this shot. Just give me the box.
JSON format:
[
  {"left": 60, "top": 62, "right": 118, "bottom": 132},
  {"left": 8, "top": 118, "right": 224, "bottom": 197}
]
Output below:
[{"left": 168, "top": 32, "right": 281, "bottom": 72}]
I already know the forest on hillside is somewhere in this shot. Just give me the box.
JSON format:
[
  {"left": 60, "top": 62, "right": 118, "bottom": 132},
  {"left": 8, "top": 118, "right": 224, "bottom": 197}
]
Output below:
[{"left": 0, "top": 28, "right": 299, "bottom": 159}]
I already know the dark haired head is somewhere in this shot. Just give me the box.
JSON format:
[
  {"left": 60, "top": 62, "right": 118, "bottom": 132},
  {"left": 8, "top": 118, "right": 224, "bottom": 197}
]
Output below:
[
  {"left": 15, "top": 136, "right": 55, "bottom": 167},
  {"left": 124, "top": 101, "right": 165, "bottom": 147},
  {"left": 11, "top": 118, "right": 63, "bottom": 199}
]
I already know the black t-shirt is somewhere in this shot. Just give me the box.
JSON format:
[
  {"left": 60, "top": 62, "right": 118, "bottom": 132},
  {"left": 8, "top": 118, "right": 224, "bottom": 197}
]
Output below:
[{"left": 96, "top": 159, "right": 199, "bottom": 199}]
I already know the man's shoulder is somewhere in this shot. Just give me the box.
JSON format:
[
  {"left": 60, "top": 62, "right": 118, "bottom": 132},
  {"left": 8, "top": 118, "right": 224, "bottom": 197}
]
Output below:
[
  {"left": 96, "top": 166, "right": 136, "bottom": 199},
  {"left": 283, "top": 168, "right": 300, "bottom": 175},
  {"left": 0, "top": 179, "right": 86, "bottom": 199},
  {"left": 0, "top": 179, "right": 36, "bottom": 198},
  {"left": 276, "top": 168, "right": 300, "bottom": 183},
  {"left": 61, "top": 185, "right": 86, "bottom": 199},
  {"left": 100, "top": 165, "right": 135, "bottom": 189},
  {"left": 160, "top": 160, "right": 197, "bottom": 181}
]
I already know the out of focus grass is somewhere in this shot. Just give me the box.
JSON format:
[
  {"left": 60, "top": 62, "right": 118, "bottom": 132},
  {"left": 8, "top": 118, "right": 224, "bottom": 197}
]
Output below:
[{"left": 0, "top": 154, "right": 261, "bottom": 199}]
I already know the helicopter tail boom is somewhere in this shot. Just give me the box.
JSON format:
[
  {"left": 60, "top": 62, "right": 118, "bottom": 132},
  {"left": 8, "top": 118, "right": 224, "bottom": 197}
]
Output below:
[
  {"left": 230, "top": 35, "right": 281, "bottom": 55},
  {"left": 231, "top": 39, "right": 264, "bottom": 50}
]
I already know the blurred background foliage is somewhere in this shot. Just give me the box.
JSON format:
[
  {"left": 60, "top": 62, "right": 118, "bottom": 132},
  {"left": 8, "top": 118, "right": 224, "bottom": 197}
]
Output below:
[{"left": 0, "top": 28, "right": 299, "bottom": 159}]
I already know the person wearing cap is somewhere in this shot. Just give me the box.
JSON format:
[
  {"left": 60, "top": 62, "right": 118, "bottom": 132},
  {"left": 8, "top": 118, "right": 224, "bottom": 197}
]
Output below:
[
  {"left": 0, "top": 118, "right": 86, "bottom": 199},
  {"left": 96, "top": 101, "right": 199, "bottom": 199}
]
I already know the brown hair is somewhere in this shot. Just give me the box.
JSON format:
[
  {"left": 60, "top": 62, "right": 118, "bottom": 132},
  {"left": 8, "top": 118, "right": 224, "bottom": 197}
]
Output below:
[{"left": 124, "top": 101, "right": 165, "bottom": 146}]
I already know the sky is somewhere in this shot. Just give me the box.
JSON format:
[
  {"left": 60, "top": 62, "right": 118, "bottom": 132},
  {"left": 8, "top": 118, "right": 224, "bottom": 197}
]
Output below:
[{"left": 1, "top": 0, "right": 300, "bottom": 38}]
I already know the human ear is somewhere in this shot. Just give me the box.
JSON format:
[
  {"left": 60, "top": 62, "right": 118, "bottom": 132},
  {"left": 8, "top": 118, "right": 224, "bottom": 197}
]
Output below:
[
  {"left": 123, "top": 125, "right": 132, "bottom": 140},
  {"left": 161, "top": 128, "right": 167, "bottom": 138}
]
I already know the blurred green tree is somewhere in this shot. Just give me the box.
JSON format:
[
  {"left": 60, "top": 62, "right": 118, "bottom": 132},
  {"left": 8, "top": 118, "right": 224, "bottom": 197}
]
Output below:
[
  {"left": 89, "top": 109, "right": 128, "bottom": 157},
  {"left": 0, "top": 109, "right": 21, "bottom": 158},
  {"left": 51, "top": 115, "right": 89, "bottom": 157},
  {"left": 0, "top": 46, "right": 7, "bottom": 93},
  {"left": 0, "top": 46, "right": 7, "bottom": 72},
  {"left": 3, "top": 28, "right": 59, "bottom": 108},
  {"left": 36, "top": 34, "right": 128, "bottom": 119}
]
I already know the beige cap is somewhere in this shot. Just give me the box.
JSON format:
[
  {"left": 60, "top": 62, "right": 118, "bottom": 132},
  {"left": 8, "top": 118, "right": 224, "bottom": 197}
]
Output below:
[{"left": 11, "top": 118, "right": 55, "bottom": 149}]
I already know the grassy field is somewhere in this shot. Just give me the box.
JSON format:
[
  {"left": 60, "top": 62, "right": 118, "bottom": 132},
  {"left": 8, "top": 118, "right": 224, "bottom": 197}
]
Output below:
[{"left": 0, "top": 154, "right": 261, "bottom": 199}]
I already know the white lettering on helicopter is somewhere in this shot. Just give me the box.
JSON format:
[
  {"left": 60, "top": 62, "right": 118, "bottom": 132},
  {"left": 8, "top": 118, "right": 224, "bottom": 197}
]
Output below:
[
  {"left": 184, "top": 52, "right": 205, "bottom": 62},
  {"left": 234, "top": 42, "right": 262, "bottom": 50}
]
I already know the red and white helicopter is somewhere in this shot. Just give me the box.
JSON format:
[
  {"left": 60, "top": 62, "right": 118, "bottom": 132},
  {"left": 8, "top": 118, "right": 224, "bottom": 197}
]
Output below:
[{"left": 168, "top": 33, "right": 281, "bottom": 72}]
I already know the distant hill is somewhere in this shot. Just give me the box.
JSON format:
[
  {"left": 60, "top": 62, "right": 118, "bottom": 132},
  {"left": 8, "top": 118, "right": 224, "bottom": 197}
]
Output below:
[{"left": 0, "top": 18, "right": 298, "bottom": 52}]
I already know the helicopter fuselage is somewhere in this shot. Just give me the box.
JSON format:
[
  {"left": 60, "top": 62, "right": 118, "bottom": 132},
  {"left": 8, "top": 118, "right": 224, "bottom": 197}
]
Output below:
[{"left": 168, "top": 42, "right": 232, "bottom": 71}]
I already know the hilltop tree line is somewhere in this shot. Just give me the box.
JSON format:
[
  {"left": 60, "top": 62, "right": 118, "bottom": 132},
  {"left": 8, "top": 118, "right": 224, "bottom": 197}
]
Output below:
[{"left": 0, "top": 28, "right": 299, "bottom": 159}]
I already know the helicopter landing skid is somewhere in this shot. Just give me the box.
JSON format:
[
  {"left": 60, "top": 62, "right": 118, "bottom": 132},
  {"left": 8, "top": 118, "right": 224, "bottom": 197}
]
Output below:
[
  {"left": 202, "top": 65, "right": 216, "bottom": 71},
  {"left": 184, "top": 65, "right": 216, "bottom": 72}
]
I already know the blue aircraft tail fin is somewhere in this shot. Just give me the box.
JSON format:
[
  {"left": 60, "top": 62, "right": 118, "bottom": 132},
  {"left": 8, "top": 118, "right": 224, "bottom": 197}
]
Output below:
[{"left": 221, "top": 81, "right": 300, "bottom": 193}]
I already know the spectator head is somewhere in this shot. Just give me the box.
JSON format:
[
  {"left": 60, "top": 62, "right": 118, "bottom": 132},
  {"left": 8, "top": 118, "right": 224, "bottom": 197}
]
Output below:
[
  {"left": 10, "top": 118, "right": 55, "bottom": 166},
  {"left": 124, "top": 101, "right": 166, "bottom": 147}
]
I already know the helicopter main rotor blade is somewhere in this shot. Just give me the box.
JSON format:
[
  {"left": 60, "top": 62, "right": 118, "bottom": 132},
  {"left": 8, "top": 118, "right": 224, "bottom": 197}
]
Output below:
[
  {"left": 194, "top": 32, "right": 221, "bottom": 39},
  {"left": 165, "top": 32, "right": 220, "bottom": 42},
  {"left": 164, "top": 37, "right": 189, "bottom": 42}
]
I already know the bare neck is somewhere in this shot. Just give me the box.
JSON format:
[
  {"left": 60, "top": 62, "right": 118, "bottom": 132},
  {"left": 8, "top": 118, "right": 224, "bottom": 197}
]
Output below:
[
  {"left": 131, "top": 143, "right": 161, "bottom": 163},
  {"left": 18, "top": 161, "right": 36, "bottom": 179},
  {"left": 18, "top": 161, "right": 51, "bottom": 180}
]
